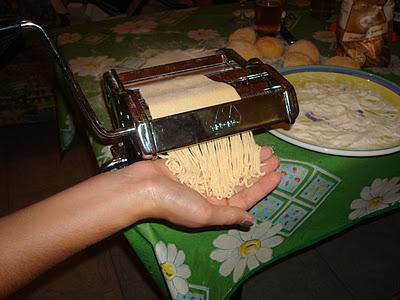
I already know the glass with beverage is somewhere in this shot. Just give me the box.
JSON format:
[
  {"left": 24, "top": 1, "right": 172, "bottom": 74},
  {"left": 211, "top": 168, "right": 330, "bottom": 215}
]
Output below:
[{"left": 254, "top": 0, "right": 284, "bottom": 36}]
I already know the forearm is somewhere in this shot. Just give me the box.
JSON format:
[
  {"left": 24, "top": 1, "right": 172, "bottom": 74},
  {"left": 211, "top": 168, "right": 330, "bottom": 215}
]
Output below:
[
  {"left": 0, "top": 151, "right": 280, "bottom": 297},
  {"left": 0, "top": 170, "right": 150, "bottom": 297}
]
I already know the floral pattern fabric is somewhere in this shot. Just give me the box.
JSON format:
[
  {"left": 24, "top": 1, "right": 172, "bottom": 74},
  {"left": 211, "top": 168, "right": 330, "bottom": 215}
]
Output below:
[
  {"left": 348, "top": 177, "right": 400, "bottom": 220},
  {"left": 55, "top": 2, "right": 400, "bottom": 299},
  {"left": 210, "top": 222, "right": 284, "bottom": 283},
  {"left": 155, "top": 241, "right": 192, "bottom": 299},
  {"left": 111, "top": 20, "right": 158, "bottom": 34},
  {"left": 68, "top": 56, "right": 118, "bottom": 78}
]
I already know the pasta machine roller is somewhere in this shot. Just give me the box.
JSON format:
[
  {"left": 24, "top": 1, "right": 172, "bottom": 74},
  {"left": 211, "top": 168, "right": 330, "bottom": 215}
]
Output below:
[{"left": 0, "top": 21, "right": 299, "bottom": 171}]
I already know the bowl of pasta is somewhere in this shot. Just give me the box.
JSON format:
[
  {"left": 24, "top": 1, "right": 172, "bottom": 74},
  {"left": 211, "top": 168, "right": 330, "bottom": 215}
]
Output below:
[{"left": 270, "top": 65, "right": 400, "bottom": 157}]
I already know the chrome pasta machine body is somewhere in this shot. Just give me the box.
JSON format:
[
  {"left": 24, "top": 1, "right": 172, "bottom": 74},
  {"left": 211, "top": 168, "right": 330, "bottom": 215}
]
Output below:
[
  {"left": 102, "top": 49, "right": 299, "bottom": 168},
  {"left": 0, "top": 21, "right": 299, "bottom": 170}
]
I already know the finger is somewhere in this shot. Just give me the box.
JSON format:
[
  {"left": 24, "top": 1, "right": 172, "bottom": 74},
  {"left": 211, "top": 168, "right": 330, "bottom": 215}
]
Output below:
[
  {"left": 207, "top": 196, "right": 229, "bottom": 207},
  {"left": 233, "top": 155, "right": 280, "bottom": 194},
  {"left": 196, "top": 204, "right": 255, "bottom": 227},
  {"left": 229, "top": 171, "right": 283, "bottom": 210},
  {"left": 260, "top": 146, "right": 273, "bottom": 162},
  {"left": 261, "top": 155, "right": 280, "bottom": 173}
]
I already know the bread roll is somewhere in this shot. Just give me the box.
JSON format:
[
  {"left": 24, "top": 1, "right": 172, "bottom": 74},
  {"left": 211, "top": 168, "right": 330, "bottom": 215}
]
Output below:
[
  {"left": 228, "top": 27, "right": 257, "bottom": 44},
  {"left": 323, "top": 56, "right": 360, "bottom": 69},
  {"left": 255, "top": 36, "right": 285, "bottom": 59},
  {"left": 226, "top": 40, "right": 262, "bottom": 60},
  {"left": 283, "top": 51, "right": 313, "bottom": 67},
  {"left": 287, "top": 39, "right": 320, "bottom": 64}
]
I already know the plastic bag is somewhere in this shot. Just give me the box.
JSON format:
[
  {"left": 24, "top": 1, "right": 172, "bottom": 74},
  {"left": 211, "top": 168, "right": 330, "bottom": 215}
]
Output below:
[{"left": 335, "top": 0, "right": 395, "bottom": 67}]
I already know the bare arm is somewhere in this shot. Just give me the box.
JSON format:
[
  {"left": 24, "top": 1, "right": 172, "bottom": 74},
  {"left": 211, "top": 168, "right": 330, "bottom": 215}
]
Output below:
[{"left": 0, "top": 146, "right": 281, "bottom": 297}]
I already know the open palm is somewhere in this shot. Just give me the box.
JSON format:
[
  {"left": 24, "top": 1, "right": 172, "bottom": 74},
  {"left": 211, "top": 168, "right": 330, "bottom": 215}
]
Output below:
[{"left": 115, "top": 146, "right": 281, "bottom": 228}]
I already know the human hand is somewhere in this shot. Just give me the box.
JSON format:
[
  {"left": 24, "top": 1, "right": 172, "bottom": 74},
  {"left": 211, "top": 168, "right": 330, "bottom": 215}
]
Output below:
[
  {"left": 0, "top": 146, "right": 280, "bottom": 297},
  {"left": 113, "top": 146, "right": 281, "bottom": 228},
  {"left": 0, "top": 144, "right": 279, "bottom": 297}
]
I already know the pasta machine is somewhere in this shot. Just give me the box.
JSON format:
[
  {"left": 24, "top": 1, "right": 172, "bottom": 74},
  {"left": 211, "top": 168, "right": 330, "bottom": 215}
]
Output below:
[{"left": 0, "top": 20, "right": 299, "bottom": 170}]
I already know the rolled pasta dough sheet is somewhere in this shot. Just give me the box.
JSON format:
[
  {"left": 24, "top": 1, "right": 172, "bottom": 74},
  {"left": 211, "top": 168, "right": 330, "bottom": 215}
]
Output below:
[{"left": 139, "top": 74, "right": 240, "bottom": 118}]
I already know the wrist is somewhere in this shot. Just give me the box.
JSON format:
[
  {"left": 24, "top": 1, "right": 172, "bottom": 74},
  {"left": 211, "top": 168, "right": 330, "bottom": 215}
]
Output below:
[{"left": 97, "top": 165, "right": 157, "bottom": 226}]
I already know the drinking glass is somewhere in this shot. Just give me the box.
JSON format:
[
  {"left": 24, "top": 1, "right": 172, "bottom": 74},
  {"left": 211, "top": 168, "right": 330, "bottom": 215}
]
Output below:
[{"left": 254, "top": 0, "right": 285, "bottom": 36}]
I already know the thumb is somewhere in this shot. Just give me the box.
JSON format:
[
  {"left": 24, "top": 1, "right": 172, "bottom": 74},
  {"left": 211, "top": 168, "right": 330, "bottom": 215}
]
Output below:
[{"left": 205, "top": 205, "right": 254, "bottom": 227}]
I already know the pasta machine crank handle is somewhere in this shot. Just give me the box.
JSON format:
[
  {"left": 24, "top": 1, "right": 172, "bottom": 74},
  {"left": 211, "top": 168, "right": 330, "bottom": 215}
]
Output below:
[{"left": 0, "top": 20, "right": 135, "bottom": 141}]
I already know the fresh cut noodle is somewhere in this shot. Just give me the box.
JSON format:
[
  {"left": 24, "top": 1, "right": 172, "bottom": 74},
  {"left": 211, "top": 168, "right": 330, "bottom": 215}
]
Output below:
[
  {"left": 160, "top": 131, "right": 264, "bottom": 199},
  {"left": 141, "top": 74, "right": 264, "bottom": 199}
]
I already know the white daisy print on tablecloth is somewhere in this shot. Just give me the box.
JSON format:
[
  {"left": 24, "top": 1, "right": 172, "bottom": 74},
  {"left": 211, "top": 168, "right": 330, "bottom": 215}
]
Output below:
[
  {"left": 367, "top": 55, "right": 400, "bottom": 76},
  {"left": 187, "top": 29, "right": 219, "bottom": 41},
  {"left": 112, "top": 20, "right": 157, "bottom": 34},
  {"left": 155, "top": 241, "right": 191, "bottom": 299},
  {"left": 156, "top": 8, "right": 197, "bottom": 26},
  {"left": 348, "top": 177, "right": 400, "bottom": 220},
  {"left": 57, "top": 33, "right": 82, "bottom": 46},
  {"left": 81, "top": 34, "right": 108, "bottom": 45},
  {"left": 68, "top": 56, "right": 118, "bottom": 79},
  {"left": 142, "top": 48, "right": 215, "bottom": 68},
  {"left": 210, "top": 222, "right": 283, "bottom": 283},
  {"left": 96, "top": 146, "right": 113, "bottom": 166}
]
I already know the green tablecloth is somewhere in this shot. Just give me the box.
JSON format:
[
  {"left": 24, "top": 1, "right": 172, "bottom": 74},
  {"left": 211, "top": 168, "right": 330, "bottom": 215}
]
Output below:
[{"left": 55, "top": 1, "right": 400, "bottom": 299}]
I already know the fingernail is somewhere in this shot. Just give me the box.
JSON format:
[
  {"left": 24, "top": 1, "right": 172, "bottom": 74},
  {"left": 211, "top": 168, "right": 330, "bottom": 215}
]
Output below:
[{"left": 240, "top": 220, "right": 254, "bottom": 229}]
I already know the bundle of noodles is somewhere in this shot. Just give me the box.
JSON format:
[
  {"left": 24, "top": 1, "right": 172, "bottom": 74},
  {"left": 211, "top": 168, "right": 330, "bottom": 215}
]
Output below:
[
  {"left": 140, "top": 74, "right": 264, "bottom": 199},
  {"left": 160, "top": 131, "right": 263, "bottom": 199}
]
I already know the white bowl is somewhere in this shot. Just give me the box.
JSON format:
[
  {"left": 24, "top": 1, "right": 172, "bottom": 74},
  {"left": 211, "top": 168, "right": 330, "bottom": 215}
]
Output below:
[{"left": 270, "top": 65, "right": 400, "bottom": 157}]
